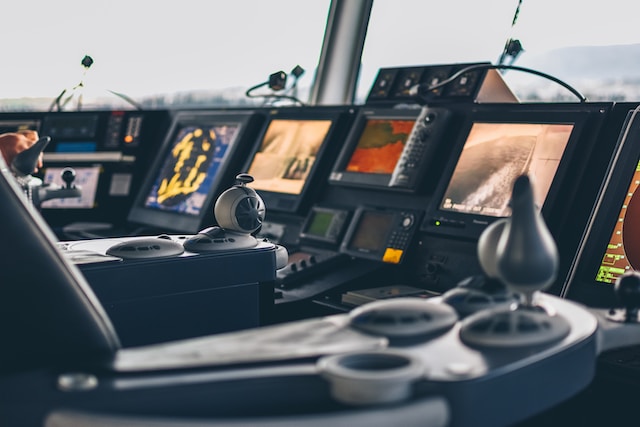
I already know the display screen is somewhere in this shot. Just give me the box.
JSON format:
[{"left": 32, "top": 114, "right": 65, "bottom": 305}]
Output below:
[
  {"left": 128, "top": 110, "right": 259, "bottom": 233},
  {"left": 143, "top": 123, "right": 241, "bottom": 216},
  {"left": 347, "top": 211, "right": 394, "bottom": 252},
  {"left": 0, "top": 119, "right": 40, "bottom": 134},
  {"left": 595, "top": 159, "right": 640, "bottom": 284},
  {"left": 246, "top": 119, "right": 333, "bottom": 195},
  {"left": 40, "top": 166, "right": 100, "bottom": 209},
  {"left": 305, "top": 209, "right": 336, "bottom": 238},
  {"left": 329, "top": 108, "right": 427, "bottom": 192},
  {"left": 439, "top": 122, "right": 574, "bottom": 217},
  {"left": 41, "top": 114, "right": 99, "bottom": 139},
  {"left": 344, "top": 118, "right": 414, "bottom": 174}
]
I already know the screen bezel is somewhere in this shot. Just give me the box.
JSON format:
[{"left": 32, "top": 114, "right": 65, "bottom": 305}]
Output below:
[
  {"left": 127, "top": 110, "right": 261, "bottom": 233},
  {"left": 241, "top": 107, "right": 352, "bottom": 214},
  {"left": 299, "top": 205, "right": 350, "bottom": 245},
  {"left": 564, "top": 108, "right": 640, "bottom": 307},
  {"left": 339, "top": 206, "right": 421, "bottom": 264},
  {"left": 422, "top": 104, "right": 607, "bottom": 241},
  {"left": 328, "top": 108, "right": 422, "bottom": 190},
  {"left": 40, "top": 165, "right": 102, "bottom": 209}
]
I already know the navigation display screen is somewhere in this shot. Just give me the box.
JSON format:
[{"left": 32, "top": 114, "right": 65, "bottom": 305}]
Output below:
[{"left": 144, "top": 123, "right": 241, "bottom": 216}]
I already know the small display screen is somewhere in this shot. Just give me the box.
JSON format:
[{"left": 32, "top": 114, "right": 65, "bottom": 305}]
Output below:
[
  {"left": 304, "top": 210, "right": 336, "bottom": 238},
  {"left": 42, "top": 114, "right": 99, "bottom": 139},
  {"left": 440, "top": 122, "right": 574, "bottom": 217},
  {"left": 247, "top": 119, "right": 333, "bottom": 195},
  {"left": 143, "top": 123, "right": 241, "bottom": 216},
  {"left": 0, "top": 119, "right": 40, "bottom": 134},
  {"left": 347, "top": 211, "right": 394, "bottom": 252},
  {"left": 344, "top": 118, "right": 414, "bottom": 174},
  {"left": 40, "top": 166, "right": 100, "bottom": 209},
  {"left": 595, "top": 159, "right": 640, "bottom": 284}
]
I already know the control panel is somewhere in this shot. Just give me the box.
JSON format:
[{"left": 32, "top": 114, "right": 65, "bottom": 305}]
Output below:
[
  {"left": 389, "top": 106, "right": 451, "bottom": 189},
  {"left": 340, "top": 206, "right": 420, "bottom": 264}
]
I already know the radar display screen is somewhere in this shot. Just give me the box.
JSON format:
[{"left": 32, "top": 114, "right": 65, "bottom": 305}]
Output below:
[{"left": 144, "top": 123, "right": 241, "bottom": 216}]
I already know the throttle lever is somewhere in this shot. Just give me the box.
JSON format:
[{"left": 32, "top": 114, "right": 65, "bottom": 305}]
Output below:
[{"left": 11, "top": 136, "right": 51, "bottom": 176}]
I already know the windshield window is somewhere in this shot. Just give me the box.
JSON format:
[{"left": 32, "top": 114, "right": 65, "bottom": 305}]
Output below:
[
  {"left": 359, "top": 0, "right": 640, "bottom": 103},
  {"left": 0, "top": 0, "right": 331, "bottom": 111},
  {"left": 3, "top": 1, "right": 639, "bottom": 110}
]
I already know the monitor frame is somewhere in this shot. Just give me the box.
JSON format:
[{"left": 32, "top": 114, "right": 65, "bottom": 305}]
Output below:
[
  {"left": 241, "top": 107, "right": 354, "bottom": 215},
  {"left": 127, "top": 109, "right": 262, "bottom": 234},
  {"left": 421, "top": 103, "right": 610, "bottom": 241},
  {"left": 564, "top": 107, "right": 640, "bottom": 307},
  {"left": 328, "top": 107, "right": 424, "bottom": 191}
]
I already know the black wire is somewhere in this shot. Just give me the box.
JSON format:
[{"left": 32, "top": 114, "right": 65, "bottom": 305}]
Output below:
[
  {"left": 245, "top": 81, "right": 305, "bottom": 106},
  {"left": 107, "top": 90, "right": 143, "bottom": 110},
  {"left": 245, "top": 81, "right": 269, "bottom": 98},
  {"left": 251, "top": 93, "right": 306, "bottom": 106},
  {"left": 414, "top": 63, "right": 587, "bottom": 103}
]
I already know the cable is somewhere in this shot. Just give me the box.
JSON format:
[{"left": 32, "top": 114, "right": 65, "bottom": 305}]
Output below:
[
  {"left": 107, "top": 90, "right": 143, "bottom": 110},
  {"left": 245, "top": 69, "right": 306, "bottom": 106},
  {"left": 247, "top": 93, "right": 306, "bottom": 106},
  {"left": 49, "top": 55, "right": 142, "bottom": 111},
  {"left": 412, "top": 63, "right": 587, "bottom": 103},
  {"left": 497, "top": 0, "right": 525, "bottom": 66}
]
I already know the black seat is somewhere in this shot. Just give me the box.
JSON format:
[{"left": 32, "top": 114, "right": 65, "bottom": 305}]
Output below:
[{"left": 0, "top": 155, "right": 120, "bottom": 372}]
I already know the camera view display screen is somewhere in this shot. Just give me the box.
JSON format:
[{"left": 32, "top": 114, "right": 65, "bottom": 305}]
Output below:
[
  {"left": 439, "top": 122, "right": 574, "bottom": 217},
  {"left": 143, "top": 123, "right": 241, "bottom": 216},
  {"left": 247, "top": 119, "right": 332, "bottom": 195},
  {"left": 595, "top": 159, "right": 640, "bottom": 284},
  {"left": 344, "top": 118, "right": 415, "bottom": 174}
]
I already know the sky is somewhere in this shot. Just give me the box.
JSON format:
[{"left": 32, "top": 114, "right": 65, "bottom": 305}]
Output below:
[{"left": 2, "top": 0, "right": 640, "bottom": 101}]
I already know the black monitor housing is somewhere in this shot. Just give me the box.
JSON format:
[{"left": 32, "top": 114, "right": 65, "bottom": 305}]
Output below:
[
  {"left": 422, "top": 103, "right": 610, "bottom": 241},
  {"left": 564, "top": 107, "right": 640, "bottom": 306},
  {"left": 128, "top": 110, "right": 263, "bottom": 233},
  {"left": 242, "top": 106, "right": 355, "bottom": 215},
  {"left": 328, "top": 106, "right": 450, "bottom": 193}
]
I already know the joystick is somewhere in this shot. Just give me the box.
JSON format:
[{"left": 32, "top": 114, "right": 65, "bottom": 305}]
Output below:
[
  {"left": 214, "top": 173, "right": 265, "bottom": 233},
  {"left": 10, "top": 136, "right": 82, "bottom": 207},
  {"left": 10, "top": 136, "right": 51, "bottom": 177},
  {"left": 183, "top": 173, "right": 268, "bottom": 253},
  {"left": 607, "top": 271, "right": 640, "bottom": 323},
  {"left": 61, "top": 167, "right": 76, "bottom": 189},
  {"left": 441, "top": 274, "right": 517, "bottom": 318},
  {"left": 459, "top": 175, "right": 571, "bottom": 348}
]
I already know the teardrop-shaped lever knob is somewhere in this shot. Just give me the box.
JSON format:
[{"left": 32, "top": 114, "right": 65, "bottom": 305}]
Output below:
[
  {"left": 11, "top": 136, "right": 51, "bottom": 176},
  {"left": 495, "top": 175, "right": 558, "bottom": 304}
]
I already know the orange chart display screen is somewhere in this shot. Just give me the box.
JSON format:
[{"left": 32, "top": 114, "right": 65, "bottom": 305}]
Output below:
[
  {"left": 247, "top": 119, "right": 332, "bottom": 195},
  {"left": 345, "top": 119, "right": 415, "bottom": 174},
  {"left": 596, "top": 160, "right": 640, "bottom": 284}
]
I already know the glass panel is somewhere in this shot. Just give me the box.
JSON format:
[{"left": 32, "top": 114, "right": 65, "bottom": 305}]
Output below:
[
  {"left": 359, "top": 0, "right": 640, "bottom": 103},
  {"left": 0, "top": 0, "right": 331, "bottom": 110}
]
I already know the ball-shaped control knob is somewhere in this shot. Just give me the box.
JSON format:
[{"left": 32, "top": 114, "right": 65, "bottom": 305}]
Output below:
[
  {"left": 61, "top": 167, "right": 76, "bottom": 188},
  {"left": 614, "top": 271, "right": 640, "bottom": 322},
  {"left": 214, "top": 173, "right": 265, "bottom": 234}
]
